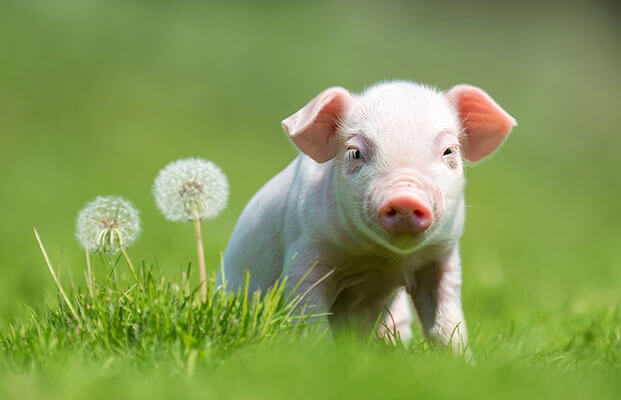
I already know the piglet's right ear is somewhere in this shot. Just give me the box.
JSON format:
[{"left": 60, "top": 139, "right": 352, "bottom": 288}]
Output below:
[
  {"left": 282, "top": 87, "right": 352, "bottom": 163},
  {"left": 447, "top": 84, "right": 517, "bottom": 162}
]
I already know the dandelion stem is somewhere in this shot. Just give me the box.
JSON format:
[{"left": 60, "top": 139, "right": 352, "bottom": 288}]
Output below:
[
  {"left": 120, "top": 246, "right": 145, "bottom": 293},
  {"left": 85, "top": 249, "right": 95, "bottom": 299},
  {"left": 33, "top": 228, "right": 80, "bottom": 323},
  {"left": 193, "top": 213, "right": 207, "bottom": 303}
]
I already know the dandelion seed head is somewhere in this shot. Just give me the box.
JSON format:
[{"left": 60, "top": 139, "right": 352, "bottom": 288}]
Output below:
[
  {"left": 76, "top": 196, "right": 141, "bottom": 254},
  {"left": 153, "top": 158, "right": 229, "bottom": 222}
]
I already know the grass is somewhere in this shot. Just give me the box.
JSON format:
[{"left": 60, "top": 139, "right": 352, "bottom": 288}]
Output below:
[
  {"left": 1, "top": 262, "right": 619, "bottom": 400},
  {"left": 2, "top": 240, "right": 619, "bottom": 399},
  {"left": 1, "top": 0, "right": 620, "bottom": 398},
  {"left": 1, "top": 232, "right": 322, "bottom": 374},
  {"left": 0, "top": 230, "right": 618, "bottom": 399}
]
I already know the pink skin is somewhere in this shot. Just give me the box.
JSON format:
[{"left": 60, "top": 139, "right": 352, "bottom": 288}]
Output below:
[
  {"left": 281, "top": 87, "right": 352, "bottom": 163},
  {"left": 446, "top": 84, "right": 517, "bottom": 161},
  {"left": 370, "top": 167, "right": 445, "bottom": 239},
  {"left": 222, "top": 81, "right": 516, "bottom": 358},
  {"left": 378, "top": 190, "right": 433, "bottom": 234}
]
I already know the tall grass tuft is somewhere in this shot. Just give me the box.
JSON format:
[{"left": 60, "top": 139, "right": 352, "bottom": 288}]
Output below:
[{"left": 1, "top": 233, "right": 321, "bottom": 371}]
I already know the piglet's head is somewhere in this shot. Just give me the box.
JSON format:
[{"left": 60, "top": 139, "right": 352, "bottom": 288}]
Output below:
[{"left": 282, "top": 81, "right": 516, "bottom": 253}]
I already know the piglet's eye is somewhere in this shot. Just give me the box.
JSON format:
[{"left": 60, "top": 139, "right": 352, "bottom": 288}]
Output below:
[
  {"left": 443, "top": 148, "right": 454, "bottom": 156},
  {"left": 346, "top": 147, "right": 362, "bottom": 160}
]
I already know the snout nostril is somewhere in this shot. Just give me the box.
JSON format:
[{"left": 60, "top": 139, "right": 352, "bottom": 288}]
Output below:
[{"left": 378, "top": 194, "right": 433, "bottom": 234}]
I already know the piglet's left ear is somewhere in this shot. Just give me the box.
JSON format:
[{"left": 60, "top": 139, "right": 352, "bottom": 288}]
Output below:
[
  {"left": 282, "top": 87, "right": 352, "bottom": 163},
  {"left": 447, "top": 84, "right": 517, "bottom": 162}
]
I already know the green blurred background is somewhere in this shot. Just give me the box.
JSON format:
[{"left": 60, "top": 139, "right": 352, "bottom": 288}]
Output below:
[{"left": 0, "top": 0, "right": 619, "bottom": 349}]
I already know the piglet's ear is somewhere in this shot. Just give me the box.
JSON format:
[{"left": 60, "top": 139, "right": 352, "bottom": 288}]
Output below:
[
  {"left": 447, "top": 84, "right": 517, "bottom": 162},
  {"left": 282, "top": 87, "right": 352, "bottom": 163}
]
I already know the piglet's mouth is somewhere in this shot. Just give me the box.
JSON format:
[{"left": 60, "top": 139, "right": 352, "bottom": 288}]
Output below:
[{"left": 377, "top": 189, "right": 434, "bottom": 235}]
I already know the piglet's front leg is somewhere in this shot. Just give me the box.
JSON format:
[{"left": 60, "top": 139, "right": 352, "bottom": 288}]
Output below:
[{"left": 409, "top": 249, "right": 470, "bottom": 356}]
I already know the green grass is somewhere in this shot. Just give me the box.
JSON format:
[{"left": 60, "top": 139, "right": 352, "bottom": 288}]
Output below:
[
  {"left": 0, "top": 248, "right": 618, "bottom": 399},
  {"left": 1, "top": 0, "right": 620, "bottom": 398},
  {"left": 1, "top": 234, "right": 618, "bottom": 399},
  {"left": 0, "top": 248, "right": 315, "bottom": 373}
]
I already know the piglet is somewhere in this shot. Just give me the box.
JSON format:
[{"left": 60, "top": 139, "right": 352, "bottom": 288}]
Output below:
[{"left": 222, "top": 81, "right": 516, "bottom": 353}]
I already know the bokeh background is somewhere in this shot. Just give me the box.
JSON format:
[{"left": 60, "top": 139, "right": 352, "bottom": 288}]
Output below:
[{"left": 0, "top": 0, "right": 619, "bottom": 373}]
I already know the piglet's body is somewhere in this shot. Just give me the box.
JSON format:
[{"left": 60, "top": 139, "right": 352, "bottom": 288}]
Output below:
[{"left": 222, "top": 81, "right": 516, "bottom": 352}]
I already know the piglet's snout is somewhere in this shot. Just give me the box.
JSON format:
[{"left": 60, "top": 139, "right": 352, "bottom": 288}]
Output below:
[{"left": 378, "top": 191, "right": 433, "bottom": 234}]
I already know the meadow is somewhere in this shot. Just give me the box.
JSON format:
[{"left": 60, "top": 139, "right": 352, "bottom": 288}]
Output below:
[{"left": 0, "top": 0, "right": 619, "bottom": 398}]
